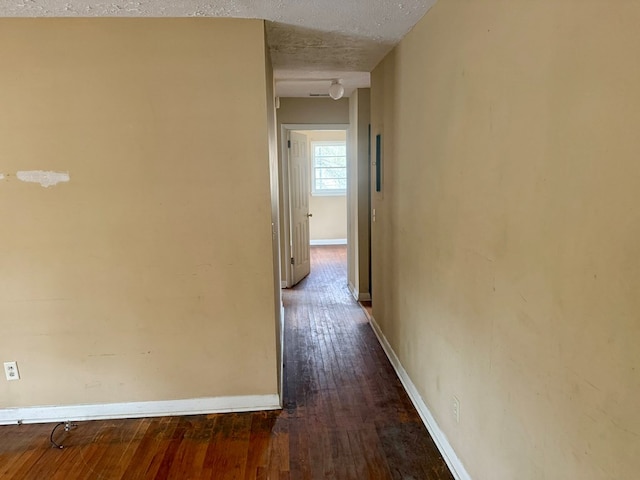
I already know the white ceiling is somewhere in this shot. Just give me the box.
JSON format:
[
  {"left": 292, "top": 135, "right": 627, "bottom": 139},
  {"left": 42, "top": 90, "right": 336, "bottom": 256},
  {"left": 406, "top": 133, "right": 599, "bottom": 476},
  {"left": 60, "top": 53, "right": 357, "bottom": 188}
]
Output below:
[{"left": 1, "top": 0, "right": 437, "bottom": 98}]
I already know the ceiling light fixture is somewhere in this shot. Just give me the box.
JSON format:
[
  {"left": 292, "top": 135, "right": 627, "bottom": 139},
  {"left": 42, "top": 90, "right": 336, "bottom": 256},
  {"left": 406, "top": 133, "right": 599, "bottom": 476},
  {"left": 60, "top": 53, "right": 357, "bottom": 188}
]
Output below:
[{"left": 328, "top": 80, "right": 345, "bottom": 100}]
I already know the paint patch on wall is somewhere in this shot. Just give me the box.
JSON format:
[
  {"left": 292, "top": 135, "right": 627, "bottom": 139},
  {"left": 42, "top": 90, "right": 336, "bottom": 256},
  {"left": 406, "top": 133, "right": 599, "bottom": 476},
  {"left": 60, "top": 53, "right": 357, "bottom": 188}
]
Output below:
[
  {"left": 16, "top": 170, "right": 70, "bottom": 188},
  {"left": 0, "top": 173, "right": 4, "bottom": 181}
]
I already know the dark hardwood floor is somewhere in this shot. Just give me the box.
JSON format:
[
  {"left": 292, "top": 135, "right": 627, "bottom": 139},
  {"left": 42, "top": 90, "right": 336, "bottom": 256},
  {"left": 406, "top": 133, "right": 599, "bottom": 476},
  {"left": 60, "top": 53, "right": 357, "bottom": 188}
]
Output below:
[{"left": 0, "top": 246, "right": 453, "bottom": 480}]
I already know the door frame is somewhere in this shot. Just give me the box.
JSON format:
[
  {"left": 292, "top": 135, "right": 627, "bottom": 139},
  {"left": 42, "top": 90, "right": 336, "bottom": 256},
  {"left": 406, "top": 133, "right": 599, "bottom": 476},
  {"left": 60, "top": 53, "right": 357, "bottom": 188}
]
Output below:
[{"left": 280, "top": 123, "right": 350, "bottom": 288}]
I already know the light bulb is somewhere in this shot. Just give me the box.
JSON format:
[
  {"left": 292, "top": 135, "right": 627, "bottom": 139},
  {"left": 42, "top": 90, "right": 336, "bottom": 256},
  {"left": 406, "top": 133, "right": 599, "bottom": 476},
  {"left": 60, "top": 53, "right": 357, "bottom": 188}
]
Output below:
[{"left": 328, "top": 80, "right": 344, "bottom": 100}]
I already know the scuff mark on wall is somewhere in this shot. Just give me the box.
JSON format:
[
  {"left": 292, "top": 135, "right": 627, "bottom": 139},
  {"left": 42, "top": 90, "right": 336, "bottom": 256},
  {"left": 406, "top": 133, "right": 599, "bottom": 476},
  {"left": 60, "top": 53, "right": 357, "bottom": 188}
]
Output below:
[{"left": 16, "top": 170, "right": 70, "bottom": 188}]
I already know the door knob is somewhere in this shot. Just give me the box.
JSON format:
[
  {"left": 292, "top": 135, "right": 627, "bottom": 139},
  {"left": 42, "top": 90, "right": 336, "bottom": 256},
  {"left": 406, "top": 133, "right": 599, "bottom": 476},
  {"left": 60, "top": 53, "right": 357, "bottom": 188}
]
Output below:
[{"left": 306, "top": 213, "right": 313, "bottom": 218}]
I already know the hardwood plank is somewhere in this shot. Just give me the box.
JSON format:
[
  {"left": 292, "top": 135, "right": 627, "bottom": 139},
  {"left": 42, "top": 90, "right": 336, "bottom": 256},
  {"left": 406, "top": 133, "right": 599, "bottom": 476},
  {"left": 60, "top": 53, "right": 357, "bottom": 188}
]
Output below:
[{"left": 0, "top": 246, "right": 453, "bottom": 480}]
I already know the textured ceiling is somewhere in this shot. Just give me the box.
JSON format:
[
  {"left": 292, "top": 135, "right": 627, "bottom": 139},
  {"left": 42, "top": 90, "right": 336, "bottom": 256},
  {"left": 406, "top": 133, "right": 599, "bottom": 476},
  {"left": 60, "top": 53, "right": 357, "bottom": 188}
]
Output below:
[{"left": 1, "top": 0, "right": 437, "bottom": 97}]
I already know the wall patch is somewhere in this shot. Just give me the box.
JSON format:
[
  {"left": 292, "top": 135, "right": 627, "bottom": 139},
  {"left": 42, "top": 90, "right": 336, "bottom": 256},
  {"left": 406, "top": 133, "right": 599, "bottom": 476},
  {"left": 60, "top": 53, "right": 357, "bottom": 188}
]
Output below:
[{"left": 17, "top": 170, "right": 70, "bottom": 188}]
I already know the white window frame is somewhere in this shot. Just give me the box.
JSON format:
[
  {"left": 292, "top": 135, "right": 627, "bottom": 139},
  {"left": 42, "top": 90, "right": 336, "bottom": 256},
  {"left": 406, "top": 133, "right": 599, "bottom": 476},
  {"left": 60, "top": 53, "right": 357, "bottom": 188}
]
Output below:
[{"left": 311, "top": 140, "right": 347, "bottom": 196}]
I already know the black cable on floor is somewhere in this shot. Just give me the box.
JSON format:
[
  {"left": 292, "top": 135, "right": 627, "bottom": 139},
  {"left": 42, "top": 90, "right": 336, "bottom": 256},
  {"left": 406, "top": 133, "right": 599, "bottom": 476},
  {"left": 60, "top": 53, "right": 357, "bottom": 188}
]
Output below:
[{"left": 50, "top": 421, "right": 77, "bottom": 449}]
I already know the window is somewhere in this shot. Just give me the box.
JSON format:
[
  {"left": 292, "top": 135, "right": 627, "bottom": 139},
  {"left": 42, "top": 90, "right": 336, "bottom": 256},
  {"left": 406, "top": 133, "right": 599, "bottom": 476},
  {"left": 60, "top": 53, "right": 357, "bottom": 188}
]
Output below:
[{"left": 311, "top": 141, "right": 347, "bottom": 195}]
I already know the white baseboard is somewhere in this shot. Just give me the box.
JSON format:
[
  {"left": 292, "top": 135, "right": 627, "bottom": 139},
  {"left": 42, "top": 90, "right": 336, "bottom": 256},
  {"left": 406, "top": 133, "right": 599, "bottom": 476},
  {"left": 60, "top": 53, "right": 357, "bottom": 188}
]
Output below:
[
  {"left": 368, "top": 315, "right": 472, "bottom": 480},
  {"left": 0, "top": 394, "right": 280, "bottom": 426},
  {"left": 349, "top": 282, "right": 358, "bottom": 300},
  {"left": 279, "top": 303, "right": 285, "bottom": 405},
  {"left": 310, "top": 238, "right": 347, "bottom": 246},
  {"left": 349, "top": 283, "right": 371, "bottom": 302}
]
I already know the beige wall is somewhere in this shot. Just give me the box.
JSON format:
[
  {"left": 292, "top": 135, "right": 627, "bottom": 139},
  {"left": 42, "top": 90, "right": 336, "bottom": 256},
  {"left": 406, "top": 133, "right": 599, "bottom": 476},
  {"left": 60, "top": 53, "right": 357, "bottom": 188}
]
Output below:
[
  {"left": 348, "top": 89, "right": 371, "bottom": 300},
  {"left": 277, "top": 98, "right": 350, "bottom": 127},
  {"left": 276, "top": 98, "right": 349, "bottom": 285},
  {"left": 264, "top": 32, "right": 283, "bottom": 401},
  {"left": 371, "top": 1, "right": 640, "bottom": 479},
  {"left": 309, "top": 195, "right": 347, "bottom": 241},
  {"left": 0, "top": 18, "right": 279, "bottom": 408}
]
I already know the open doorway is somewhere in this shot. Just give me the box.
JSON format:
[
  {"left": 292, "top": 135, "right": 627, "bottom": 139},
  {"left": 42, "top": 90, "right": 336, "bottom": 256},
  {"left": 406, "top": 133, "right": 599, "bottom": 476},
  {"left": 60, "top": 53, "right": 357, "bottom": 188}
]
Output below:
[
  {"left": 294, "top": 130, "right": 347, "bottom": 246},
  {"left": 281, "top": 124, "right": 349, "bottom": 287}
]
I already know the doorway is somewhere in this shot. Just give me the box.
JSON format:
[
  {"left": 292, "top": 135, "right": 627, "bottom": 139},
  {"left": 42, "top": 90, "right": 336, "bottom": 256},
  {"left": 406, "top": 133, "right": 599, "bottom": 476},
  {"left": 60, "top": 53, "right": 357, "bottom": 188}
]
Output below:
[{"left": 280, "top": 124, "right": 349, "bottom": 288}]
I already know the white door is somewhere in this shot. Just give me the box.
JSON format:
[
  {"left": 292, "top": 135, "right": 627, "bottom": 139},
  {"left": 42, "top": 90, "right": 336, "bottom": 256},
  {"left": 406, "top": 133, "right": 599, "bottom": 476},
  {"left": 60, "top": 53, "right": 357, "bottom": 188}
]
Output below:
[{"left": 289, "top": 131, "right": 311, "bottom": 285}]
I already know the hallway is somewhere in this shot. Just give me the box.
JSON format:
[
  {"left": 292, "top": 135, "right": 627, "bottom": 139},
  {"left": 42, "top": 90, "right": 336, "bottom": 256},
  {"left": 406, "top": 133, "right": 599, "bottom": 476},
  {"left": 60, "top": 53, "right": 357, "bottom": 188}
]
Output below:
[
  {"left": 0, "top": 246, "right": 453, "bottom": 480},
  {"left": 282, "top": 245, "right": 453, "bottom": 479}
]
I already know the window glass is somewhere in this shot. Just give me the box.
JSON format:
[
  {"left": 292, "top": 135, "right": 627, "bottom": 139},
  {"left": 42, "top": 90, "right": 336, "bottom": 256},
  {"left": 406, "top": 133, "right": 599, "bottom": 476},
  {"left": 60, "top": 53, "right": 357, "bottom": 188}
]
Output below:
[{"left": 312, "top": 142, "right": 346, "bottom": 195}]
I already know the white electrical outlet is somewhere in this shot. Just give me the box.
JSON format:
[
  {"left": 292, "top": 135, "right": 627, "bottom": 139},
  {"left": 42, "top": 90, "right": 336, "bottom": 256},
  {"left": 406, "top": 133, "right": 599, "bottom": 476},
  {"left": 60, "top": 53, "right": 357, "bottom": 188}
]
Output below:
[
  {"left": 452, "top": 395, "right": 460, "bottom": 424},
  {"left": 4, "top": 362, "right": 20, "bottom": 381}
]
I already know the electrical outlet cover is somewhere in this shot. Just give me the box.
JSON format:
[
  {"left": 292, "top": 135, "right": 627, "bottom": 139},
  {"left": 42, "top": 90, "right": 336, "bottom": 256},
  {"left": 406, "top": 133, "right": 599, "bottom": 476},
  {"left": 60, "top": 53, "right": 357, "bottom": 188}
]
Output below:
[{"left": 4, "top": 362, "right": 20, "bottom": 381}]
